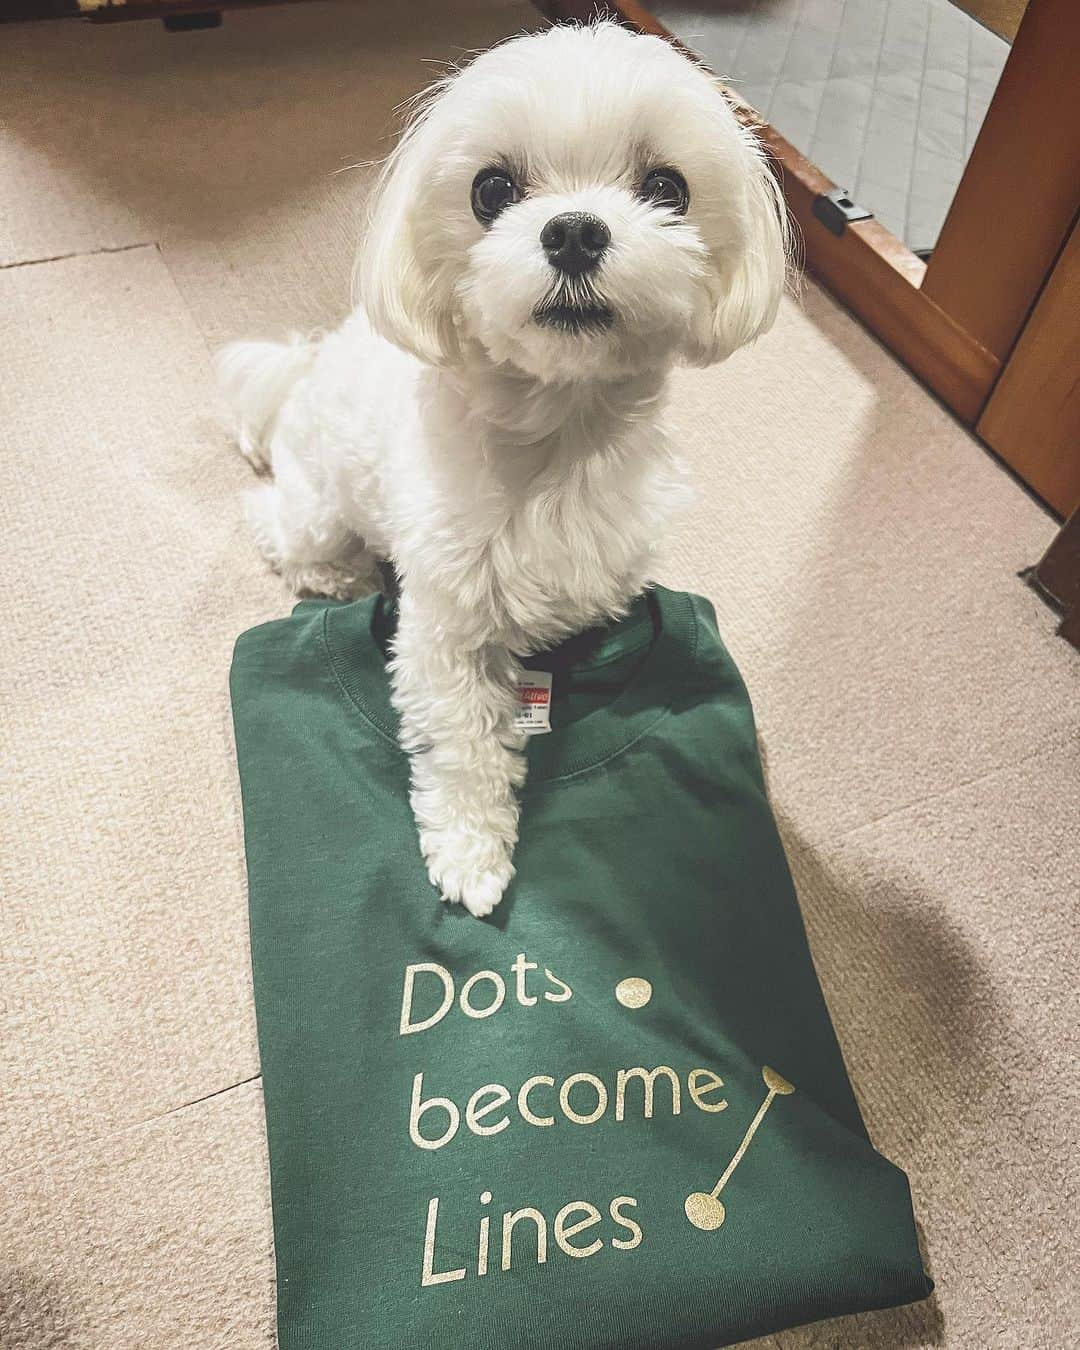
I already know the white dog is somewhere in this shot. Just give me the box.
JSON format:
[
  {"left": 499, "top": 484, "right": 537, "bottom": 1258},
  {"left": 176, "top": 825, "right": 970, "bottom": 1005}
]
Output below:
[{"left": 219, "top": 21, "right": 789, "bottom": 917}]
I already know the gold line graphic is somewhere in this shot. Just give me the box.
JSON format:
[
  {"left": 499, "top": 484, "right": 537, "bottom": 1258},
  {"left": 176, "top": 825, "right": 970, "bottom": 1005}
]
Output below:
[{"left": 684, "top": 1065, "right": 795, "bottom": 1231}]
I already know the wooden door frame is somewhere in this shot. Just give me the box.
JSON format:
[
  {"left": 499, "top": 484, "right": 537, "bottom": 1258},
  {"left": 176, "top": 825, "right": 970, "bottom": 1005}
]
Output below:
[
  {"left": 978, "top": 216, "right": 1080, "bottom": 516},
  {"left": 923, "top": 0, "right": 1079, "bottom": 366},
  {"left": 541, "top": 0, "right": 1077, "bottom": 442}
]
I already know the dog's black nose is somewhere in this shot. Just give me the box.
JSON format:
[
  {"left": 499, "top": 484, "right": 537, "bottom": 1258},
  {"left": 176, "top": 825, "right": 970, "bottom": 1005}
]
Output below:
[{"left": 540, "top": 212, "right": 610, "bottom": 275}]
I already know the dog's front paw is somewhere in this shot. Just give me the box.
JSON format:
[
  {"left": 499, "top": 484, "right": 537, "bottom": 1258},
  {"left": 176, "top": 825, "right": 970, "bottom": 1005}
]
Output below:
[{"left": 421, "top": 828, "right": 515, "bottom": 917}]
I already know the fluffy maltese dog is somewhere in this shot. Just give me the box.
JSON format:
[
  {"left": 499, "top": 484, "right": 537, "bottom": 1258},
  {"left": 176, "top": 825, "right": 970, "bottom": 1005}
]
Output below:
[{"left": 219, "top": 21, "right": 789, "bottom": 916}]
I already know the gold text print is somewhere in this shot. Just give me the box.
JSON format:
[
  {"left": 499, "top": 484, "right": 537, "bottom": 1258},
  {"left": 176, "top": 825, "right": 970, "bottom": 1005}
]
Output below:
[{"left": 684, "top": 1065, "right": 795, "bottom": 1230}]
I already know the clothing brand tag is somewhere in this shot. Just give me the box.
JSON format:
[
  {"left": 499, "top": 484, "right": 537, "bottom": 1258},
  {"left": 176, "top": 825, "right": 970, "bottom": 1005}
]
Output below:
[{"left": 514, "top": 671, "right": 552, "bottom": 735}]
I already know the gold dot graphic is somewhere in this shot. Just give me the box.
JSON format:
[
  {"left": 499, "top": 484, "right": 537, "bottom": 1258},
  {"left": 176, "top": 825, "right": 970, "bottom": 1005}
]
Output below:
[
  {"left": 615, "top": 977, "right": 652, "bottom": 1009},
  {"left": 685, "top": 1192, "right": 726, "bottom": 1230},
  {"left": 762, "top": 1066, "right": 795, "bottom": 1095}
]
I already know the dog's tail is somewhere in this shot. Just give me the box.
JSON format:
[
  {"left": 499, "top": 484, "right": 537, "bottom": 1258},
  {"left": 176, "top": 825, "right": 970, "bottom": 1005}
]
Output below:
[{"left": 216, "top": 334, "right": 318, "bottom": 471}]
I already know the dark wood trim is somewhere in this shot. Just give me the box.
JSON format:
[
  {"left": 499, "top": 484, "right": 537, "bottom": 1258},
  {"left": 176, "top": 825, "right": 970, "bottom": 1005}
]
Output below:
[
  {"left": 1034, "top": 510, "right": 1080, "bottom": 610},
  {"left": 0, "top": 0, "right": 324, "bottom": 22},
  {"left": 1058, "top": 603, "right": 1080, "bottom": 650},
  {"left": 1030, "top": 508, "right": 1080, "bottom": 651},
  {"left": 83, "top": 0, "right": 319, "bottom": 21},
  {"left": 948, "top": 0, "right": 1028, "bottom": 43},
  {"left": 922, "top": 0, "right": 1080, "bottom": 365},
  {"left": 541, "top": 0, "right": 1000, "bottom": 423}
]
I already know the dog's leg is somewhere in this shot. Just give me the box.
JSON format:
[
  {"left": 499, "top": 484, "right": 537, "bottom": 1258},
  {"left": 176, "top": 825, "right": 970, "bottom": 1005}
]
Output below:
[
  {"left": 391, "top": 599, "right": 526, "bottom": 917},
  {"left": 244, "top": 458, "right": 376, "bottom": 600}
]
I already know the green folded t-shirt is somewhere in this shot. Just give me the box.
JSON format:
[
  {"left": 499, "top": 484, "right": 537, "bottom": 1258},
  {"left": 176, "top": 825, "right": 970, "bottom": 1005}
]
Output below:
[{"left": 230, "top": 586, "right": 931, "bottom": 1349}]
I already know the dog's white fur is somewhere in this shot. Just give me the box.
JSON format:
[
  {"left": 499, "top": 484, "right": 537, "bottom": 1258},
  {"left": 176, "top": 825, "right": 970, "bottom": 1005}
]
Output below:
[{"left": 219, "top": 22, "right": 789, "bottom": 916}]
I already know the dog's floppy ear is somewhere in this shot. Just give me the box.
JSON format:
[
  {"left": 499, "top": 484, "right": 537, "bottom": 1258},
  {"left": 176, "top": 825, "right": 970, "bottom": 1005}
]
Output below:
[
  {"left": 355, "top": 94, "right": 460, "bottom": 367},
  {"left": 690, "top": 126, "right": 791, "bottom": 366}
]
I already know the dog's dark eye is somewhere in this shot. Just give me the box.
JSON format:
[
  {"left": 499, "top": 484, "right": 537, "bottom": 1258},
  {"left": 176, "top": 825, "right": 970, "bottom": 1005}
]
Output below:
[
  {"left": 471, "top": 168, "right": 521, "bottom": 225},
  {"left": 640, "top": 167, "right": 689, "bottom": 216}
]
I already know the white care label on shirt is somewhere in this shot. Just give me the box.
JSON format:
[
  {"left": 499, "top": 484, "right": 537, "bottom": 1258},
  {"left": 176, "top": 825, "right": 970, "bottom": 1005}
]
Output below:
[{"left": 514, "top": 670, "right": 553, "bottom": 735}]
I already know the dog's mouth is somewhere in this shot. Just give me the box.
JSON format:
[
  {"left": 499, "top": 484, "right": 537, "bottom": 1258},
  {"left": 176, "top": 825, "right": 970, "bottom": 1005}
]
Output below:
[
  {"left": 533, "top": 302, "right": 615, "bottom": 335},
  {"left": 533, "top": 280, "right": 615, "bottom": 336}
]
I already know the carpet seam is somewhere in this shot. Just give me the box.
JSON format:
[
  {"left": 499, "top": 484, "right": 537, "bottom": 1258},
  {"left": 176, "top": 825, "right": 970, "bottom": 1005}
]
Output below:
[
  {"left": 825, "top": 725, "right": 1078, "bottom": 844},
  {"left": 0, "top": 241, "right": 156, "bottom": 272},
  {"left": 0, "top": 1073, "right": 264, "bottom": 1182}
]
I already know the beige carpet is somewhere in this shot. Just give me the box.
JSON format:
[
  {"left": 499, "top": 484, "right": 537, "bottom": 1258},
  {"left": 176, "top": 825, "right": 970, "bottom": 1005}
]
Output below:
[{"left": 0, "top": 3, "right": 1076, "bottom": 1347}]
